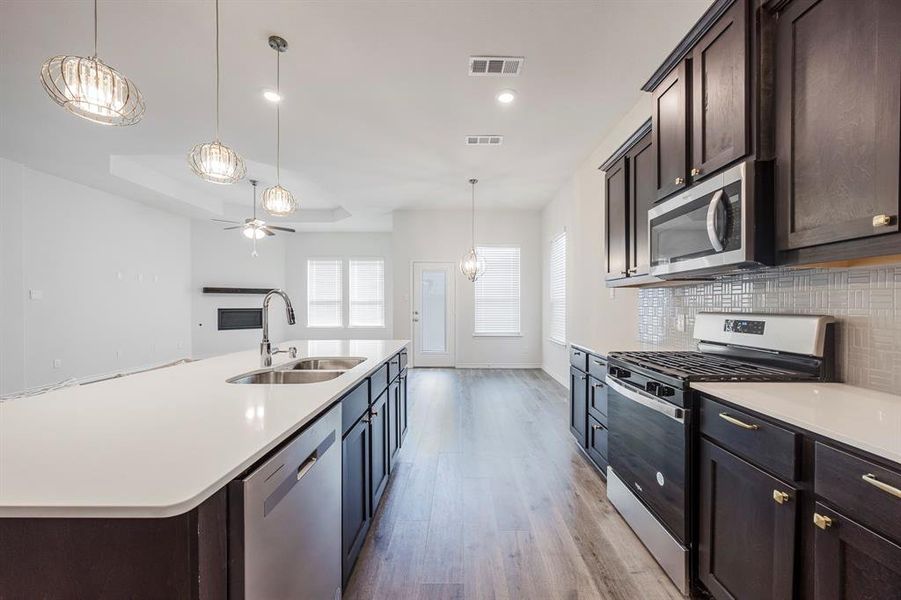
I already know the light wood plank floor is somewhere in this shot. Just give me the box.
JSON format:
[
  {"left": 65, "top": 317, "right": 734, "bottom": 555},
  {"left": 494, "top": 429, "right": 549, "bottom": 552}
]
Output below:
[{"left": 345, "top": 368, "right": 682, "bottom": 600}]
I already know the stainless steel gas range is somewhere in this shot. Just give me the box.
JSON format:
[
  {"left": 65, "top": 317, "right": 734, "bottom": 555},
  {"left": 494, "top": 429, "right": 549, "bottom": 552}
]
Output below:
[{"left": 604, "top": 313, "right": 836, "bottom": 595}]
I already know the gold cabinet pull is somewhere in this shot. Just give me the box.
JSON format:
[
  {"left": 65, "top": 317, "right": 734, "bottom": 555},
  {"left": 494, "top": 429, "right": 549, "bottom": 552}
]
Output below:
[
  {"left": 691, "top": 168, "right": 701, "bottom": 176},
  {"left": 813, "top": 513, "right": 833, "bottom": 530},
  {"left": 674, "top": 177, "right": 685, "bottom": 185},
  {"left": 862, "top": 473, "right": 901, "bottom": 499},
  {"left": 718, "top": 412, "right": 759, "bottom": 430},
  {"left": 872, "top": 215, "right": 893, "bottom": 227},
  {"left": 773, "top": 490, "right": 790, "bottom": 504}
]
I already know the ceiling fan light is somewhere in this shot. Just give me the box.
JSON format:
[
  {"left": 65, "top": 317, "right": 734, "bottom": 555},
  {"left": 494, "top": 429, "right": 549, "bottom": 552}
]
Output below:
[
  {"left": 242, "top": 224, "right": 265, "bottom": 239},
  {"left": 460, "top": 247, "right": 487, "bottom": 282},
  {"left": 261, "top": 184, "right": 297, "bottom": 216},
  {"left": 40, "top": 55, "right": 144, "bottom": 126},
  {"left": 188, "top": 140, "right": 246, "bottom": 184}
]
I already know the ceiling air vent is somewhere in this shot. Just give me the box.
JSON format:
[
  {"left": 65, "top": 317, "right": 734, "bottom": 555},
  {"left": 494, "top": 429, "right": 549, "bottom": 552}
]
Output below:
[
  {"left": 466, "top": 135, "right": 504, "bottom": 146},
  {"left": 469, "top": 56, "right": 523, "bottom": 77}
]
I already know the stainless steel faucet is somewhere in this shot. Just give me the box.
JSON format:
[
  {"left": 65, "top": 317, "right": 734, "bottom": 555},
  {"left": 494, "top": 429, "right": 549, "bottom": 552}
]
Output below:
[{"left": 261, "top": 289, "right": 297, "bottom": 367}]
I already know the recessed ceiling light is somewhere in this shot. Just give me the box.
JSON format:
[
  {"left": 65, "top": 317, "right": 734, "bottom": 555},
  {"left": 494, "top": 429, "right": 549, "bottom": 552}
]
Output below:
[
  {"left": 263, "top": 89, "right": 281, "bottom": 103},
  {"left": 496, "top": 89, "right": 517, "bottom": 104}
]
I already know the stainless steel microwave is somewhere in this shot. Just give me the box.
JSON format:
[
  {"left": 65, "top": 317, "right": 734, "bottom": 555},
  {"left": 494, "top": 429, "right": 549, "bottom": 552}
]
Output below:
[{"left": 648, "top": 159, "right": 773, "bottom": 279}]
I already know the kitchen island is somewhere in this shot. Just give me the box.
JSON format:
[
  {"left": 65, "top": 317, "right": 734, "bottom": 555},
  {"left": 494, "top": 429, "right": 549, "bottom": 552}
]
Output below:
[{"left": 0, "top": 339, "right": 409, "bottom": 598}]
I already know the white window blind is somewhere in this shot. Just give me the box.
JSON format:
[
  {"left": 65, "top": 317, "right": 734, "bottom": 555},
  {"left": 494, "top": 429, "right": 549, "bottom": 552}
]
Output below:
[
  {"left": 307, "top": 259, "right": 343, "bottom": 327},
  {"left": 549, "top": 232, "right": 566, "bottom": 344},
  {"left": 474, "top": 246, "right": 521, "bottom": 336},
  {"left": 349, "top": 259, "right": 385, "bottom": 327}
]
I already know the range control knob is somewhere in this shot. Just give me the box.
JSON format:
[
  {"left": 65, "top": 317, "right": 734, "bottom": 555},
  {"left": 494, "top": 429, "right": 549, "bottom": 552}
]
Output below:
[
  {"left": 656, "top": 386, "right": 675, "bottom": 398},
  {"left": 609, "top": 367, "right": 631, "bottom": 379},
  {"left": 646, "top": 381, "right": 661, "bottom": 394}
]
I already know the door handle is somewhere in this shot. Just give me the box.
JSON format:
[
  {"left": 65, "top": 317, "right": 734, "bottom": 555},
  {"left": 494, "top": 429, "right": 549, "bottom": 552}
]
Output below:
[
  {"left": 606, "top": 376, "right": 685, "bottom": 423},
  {"left": 412, "top": 318, "right": 419, "bottom": 322},
  {"left": 296, "top": 455, "right": 318, "bottom": 481},
  {"left": 706, "top": 189, "right": 726, "bottom": 252}
]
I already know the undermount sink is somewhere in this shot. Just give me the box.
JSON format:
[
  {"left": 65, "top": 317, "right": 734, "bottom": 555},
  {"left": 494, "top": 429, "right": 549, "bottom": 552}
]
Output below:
[
  {"left": 286, "top": 357, "right": 366, "bottom": 371},
  {"left": 228, "top": 369, "right": 345, "bottom": 385}
]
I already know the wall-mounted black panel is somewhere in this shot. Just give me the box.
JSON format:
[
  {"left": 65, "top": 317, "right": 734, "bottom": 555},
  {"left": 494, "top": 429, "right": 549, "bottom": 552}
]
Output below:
[
  {"left": 203, "top": 287, "right": 276, "bottom": 295},
  {"left": 218, "top": 308, "right": 263, "bottom": 331}
]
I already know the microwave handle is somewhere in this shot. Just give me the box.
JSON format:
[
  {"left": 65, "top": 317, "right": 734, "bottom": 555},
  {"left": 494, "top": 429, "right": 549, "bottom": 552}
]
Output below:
[{"left": 706, "top": 189, "right": 726, "bottom": 252}]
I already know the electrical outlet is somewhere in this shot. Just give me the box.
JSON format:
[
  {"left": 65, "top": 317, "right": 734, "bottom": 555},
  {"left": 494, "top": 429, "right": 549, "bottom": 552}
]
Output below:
[
  {"left": 676, "top": 315, "right": 686, "bottom": 333},
  {"left": 29, "top": 289, "right": 43, "bottom": 300},
  {"left": 52, "top": 359, "right": 62, "bottom": 369}
]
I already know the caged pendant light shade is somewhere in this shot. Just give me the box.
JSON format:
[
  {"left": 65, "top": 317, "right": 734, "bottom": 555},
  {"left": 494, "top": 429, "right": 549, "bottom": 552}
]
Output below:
[
  {"left": 187, "top": 0, "right": 245, "bottom": 185},
  {"left": 460, "top": 178, "right": 486, "bottom": 282},
  {"left": 261, "top": 36, "right": 297, "bottom": 216},
  {"left": 39, "top": 0, "right": 145, "bottom": 126}
]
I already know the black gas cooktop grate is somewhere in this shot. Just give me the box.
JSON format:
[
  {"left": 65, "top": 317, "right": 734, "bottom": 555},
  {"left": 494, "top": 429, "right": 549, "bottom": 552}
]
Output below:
[{"left": 609, "top": 351, "right": 814, "bottom": 382}]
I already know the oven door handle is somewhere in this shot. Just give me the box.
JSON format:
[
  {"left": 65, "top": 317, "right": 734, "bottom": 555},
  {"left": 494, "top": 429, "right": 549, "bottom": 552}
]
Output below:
[
  {"left": 706, "top": 189, "right": 726, "bottom": 252},
  {"left": 606, "top": 376, "right": 685, "bottom": 423}
]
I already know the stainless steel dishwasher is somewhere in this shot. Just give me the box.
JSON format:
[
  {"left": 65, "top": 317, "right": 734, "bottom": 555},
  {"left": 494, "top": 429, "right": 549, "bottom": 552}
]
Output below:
[{"left": 229, "top": 403, "right": 342, "bottom": 600}]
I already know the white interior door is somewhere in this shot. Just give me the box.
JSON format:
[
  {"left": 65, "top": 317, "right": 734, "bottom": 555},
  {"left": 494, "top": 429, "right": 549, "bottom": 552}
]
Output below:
[{"left": 412, "top": 262, "right": 455, "bottom": 367}]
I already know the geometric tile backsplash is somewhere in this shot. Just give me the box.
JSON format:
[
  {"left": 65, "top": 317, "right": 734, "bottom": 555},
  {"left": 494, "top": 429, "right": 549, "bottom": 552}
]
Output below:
[{"left": 638, "top": 264, "right": 901, "bottom": 394}]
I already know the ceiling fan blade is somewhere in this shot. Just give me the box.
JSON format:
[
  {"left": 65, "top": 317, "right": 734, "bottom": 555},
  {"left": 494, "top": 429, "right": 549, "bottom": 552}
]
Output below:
[
  {"left": 261, "top": 228, "right": 276, "bottom": 237},
  {"left": 267, "top": 226, "right": 296, "bottom": 233},
  {"left": 223, "top": 226, "right": 242, "bottom": 230},
  {"left": 211, "top": 218, "right": 240, "bottom": 224}
]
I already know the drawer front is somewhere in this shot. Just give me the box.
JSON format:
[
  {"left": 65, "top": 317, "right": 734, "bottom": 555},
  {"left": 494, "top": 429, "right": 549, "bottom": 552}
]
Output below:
[
  {"left": 387, "top": 354, "right": 401, "bottom": 382},
  {"left": 570, "top": 346, "right": 589, "bottom": 372},
  {"left": 587, "top": 353, "right": 607, "bottom": 380},
  {"left": 588, "top": 375, "right": 608, "bottom": 426},
  {"left": 700, "top": 396, "right": 800, "bottom": 481},
  {"left": 815, "top": 442, "right": 901, "bottom": 543},
  {"left": 370, "top": 363, "right": 389, "bottom": 400},
  {"left": 341, "top": 379, "right": 370, "bottom": 434}
]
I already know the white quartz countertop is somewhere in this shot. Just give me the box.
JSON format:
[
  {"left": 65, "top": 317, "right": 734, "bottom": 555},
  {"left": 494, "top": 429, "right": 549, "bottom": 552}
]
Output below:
[
  {"left": 692, "top": 382, "right": 901, "bottom": 466},
  {"left": 0, "top": 339, "right": 408, "bottom": 518}
]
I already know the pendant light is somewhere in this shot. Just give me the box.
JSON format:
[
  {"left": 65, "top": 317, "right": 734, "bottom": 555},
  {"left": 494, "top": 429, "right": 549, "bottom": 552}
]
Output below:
[
  {"left": 261, "top": 36, "right": 297, "bottom": 216},
  {"left": 40, "top": 0, "right": 145, "bottom": 126},
  {"left": 187, "top": 0, "right": 245, "bottom": 185},
  {"left": 460, "top": 178, "right": 487, "bottom": 282}
]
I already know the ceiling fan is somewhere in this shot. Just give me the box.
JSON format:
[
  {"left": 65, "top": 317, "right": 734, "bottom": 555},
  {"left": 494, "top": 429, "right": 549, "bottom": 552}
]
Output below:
[{"left": 212, "top": 179, "right": 295, "bottom": 255}]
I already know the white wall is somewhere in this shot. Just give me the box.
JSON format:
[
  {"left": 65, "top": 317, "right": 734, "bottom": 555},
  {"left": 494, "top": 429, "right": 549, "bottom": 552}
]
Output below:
[
  {"left": 541, "top": 97, "right": 652, "bottom": 383},
  {"left": 190, "top": 221, "right": 289, "bottom": 358},
  {"left": 0, "top": 158, "right": 192, "bottom": 394},
  {"left": 393, "top": 209, "right": 542, "bottom": 368}
]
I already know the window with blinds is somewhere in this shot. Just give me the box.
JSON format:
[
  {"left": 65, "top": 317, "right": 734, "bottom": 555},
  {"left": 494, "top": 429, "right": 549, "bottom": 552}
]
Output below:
[
  {"left": 474, "top": 246, "right": 521, "bottom": 336},
  {"left": 307, "top": 259, "right": 343, "bottom": 327},
  {"left": 349, "top": 259, "right": 385, "bottom": 327},
  {"left": 549, "top": 232, "right": 566, "bottom": 344}
]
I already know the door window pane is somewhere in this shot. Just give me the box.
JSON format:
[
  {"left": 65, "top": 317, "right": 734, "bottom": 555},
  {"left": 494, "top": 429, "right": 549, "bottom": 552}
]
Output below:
[{"left": 421, "top": 270, "right": 446, "bottom": 353}]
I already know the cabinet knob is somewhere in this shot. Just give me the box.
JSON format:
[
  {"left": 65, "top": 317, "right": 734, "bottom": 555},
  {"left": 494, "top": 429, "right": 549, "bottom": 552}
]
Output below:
[
  {"left": 772, "top": 490, "right": 790, "bottom": 504},
  {"left": 873, "top": 214, "right": 894, "bottom": 227},
  {"left": 690, "top": 168, "right": 701, "bottom": 177},
  {"left": 674, "top": 177, "right": 685, "bottom": 185},
  {"left": 591, "top": 424, "right": 603, "bottom": 431},
  {"left": 813, "top": 513, "right": 833, "bottom": 530}
]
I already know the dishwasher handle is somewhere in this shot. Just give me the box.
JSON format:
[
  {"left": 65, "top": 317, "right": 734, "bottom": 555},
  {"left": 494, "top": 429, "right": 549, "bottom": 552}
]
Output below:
[{"left": 263, "top": 429, "right": 336, "bottom": 517}]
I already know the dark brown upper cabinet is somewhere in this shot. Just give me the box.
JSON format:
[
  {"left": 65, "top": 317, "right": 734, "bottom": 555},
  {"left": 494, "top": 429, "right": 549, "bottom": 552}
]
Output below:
[
  {"left": 627, "top": 131, "right": 655, "bottom": 277},
  {"left": 645, "top": 0, "right": 750, "bottom": 202},
  {"left": 773, "top": 0, "right": 901, "bottom": 262},
  {"left": 601, "top": 121, "right": 655, "bottom": 286},
  {"left": 691, "top": 0, "right": 749, "bottom": 179},
  {"left": 652, "top": 62, "right": 690, "bottom": 200},
  {"left": 604, "top": 156, "right": 629, "bottom": 281}
]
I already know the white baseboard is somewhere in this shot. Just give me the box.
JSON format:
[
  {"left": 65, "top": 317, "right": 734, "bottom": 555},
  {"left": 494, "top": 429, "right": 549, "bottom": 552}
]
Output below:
[{"left": 452, "top": 363, "right": 543, "bottom": 369}]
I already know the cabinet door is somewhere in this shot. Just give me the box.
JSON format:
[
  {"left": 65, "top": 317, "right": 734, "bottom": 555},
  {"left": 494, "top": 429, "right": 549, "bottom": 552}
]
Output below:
[
  {"left": 813, "top": 502, "right": 901, "bottom": 600},
  {"left": 653, "top": 60, "right": 689, "bottom": 200},
  {"left": 627, "top": 131, "right": 655, "bottom": 276},
  {"left": 775, "top": 0, "right": 901, "bottom": 251},
  {"left": 342, "top": 417, "right": 370, "bottom": 582},
  {"left": 691, "top": 0, "right": 748, "bottom": 179},
  {"left": 569, "top": 367, "right": 588, "bottom": 447},
  {"left": 605, "top": 156, "right": 629, "bottom": 280},
  {"left": 699, "top": 440, "right": 797, "bottom": 600},
  {"left": 388, "top": 379, "right": 400, "bottom": 465},
  {"left": 399, "top": 373, "right": 408, "bottom": 445},
  {"left": 370, "top": 390, "right": 390, "bottom": 512}
]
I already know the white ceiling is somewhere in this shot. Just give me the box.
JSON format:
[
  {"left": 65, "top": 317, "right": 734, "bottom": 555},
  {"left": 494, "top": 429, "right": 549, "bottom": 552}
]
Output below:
[{"left": 0, "top": 0, "right": 710, "bottom": 230}]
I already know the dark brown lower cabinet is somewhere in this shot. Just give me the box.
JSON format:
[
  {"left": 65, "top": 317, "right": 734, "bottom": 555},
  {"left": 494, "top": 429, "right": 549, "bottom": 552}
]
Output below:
[
  {"left": 587, "top": 416, "right": 608, "bottom": 474},
  {"left": 569, "top": 366, "right": 588, "bottom": 447},
  {"left": 813, "top": 502, "right": 901, "bottom": 600},
  {"left": 388, "top": 379, "right": 400, "bottom": 465},
  {"left": 699, "top": 439, "right": 797, "bottom": 600},
  {"left": 342, "top": 416, "right": 370, "bottom": 583},
  {"left": 370, "top": 389, "right": 390, "bottom": 512},
  {"left": 399, "top": 372, "right": 408, "bottom": 444}
]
